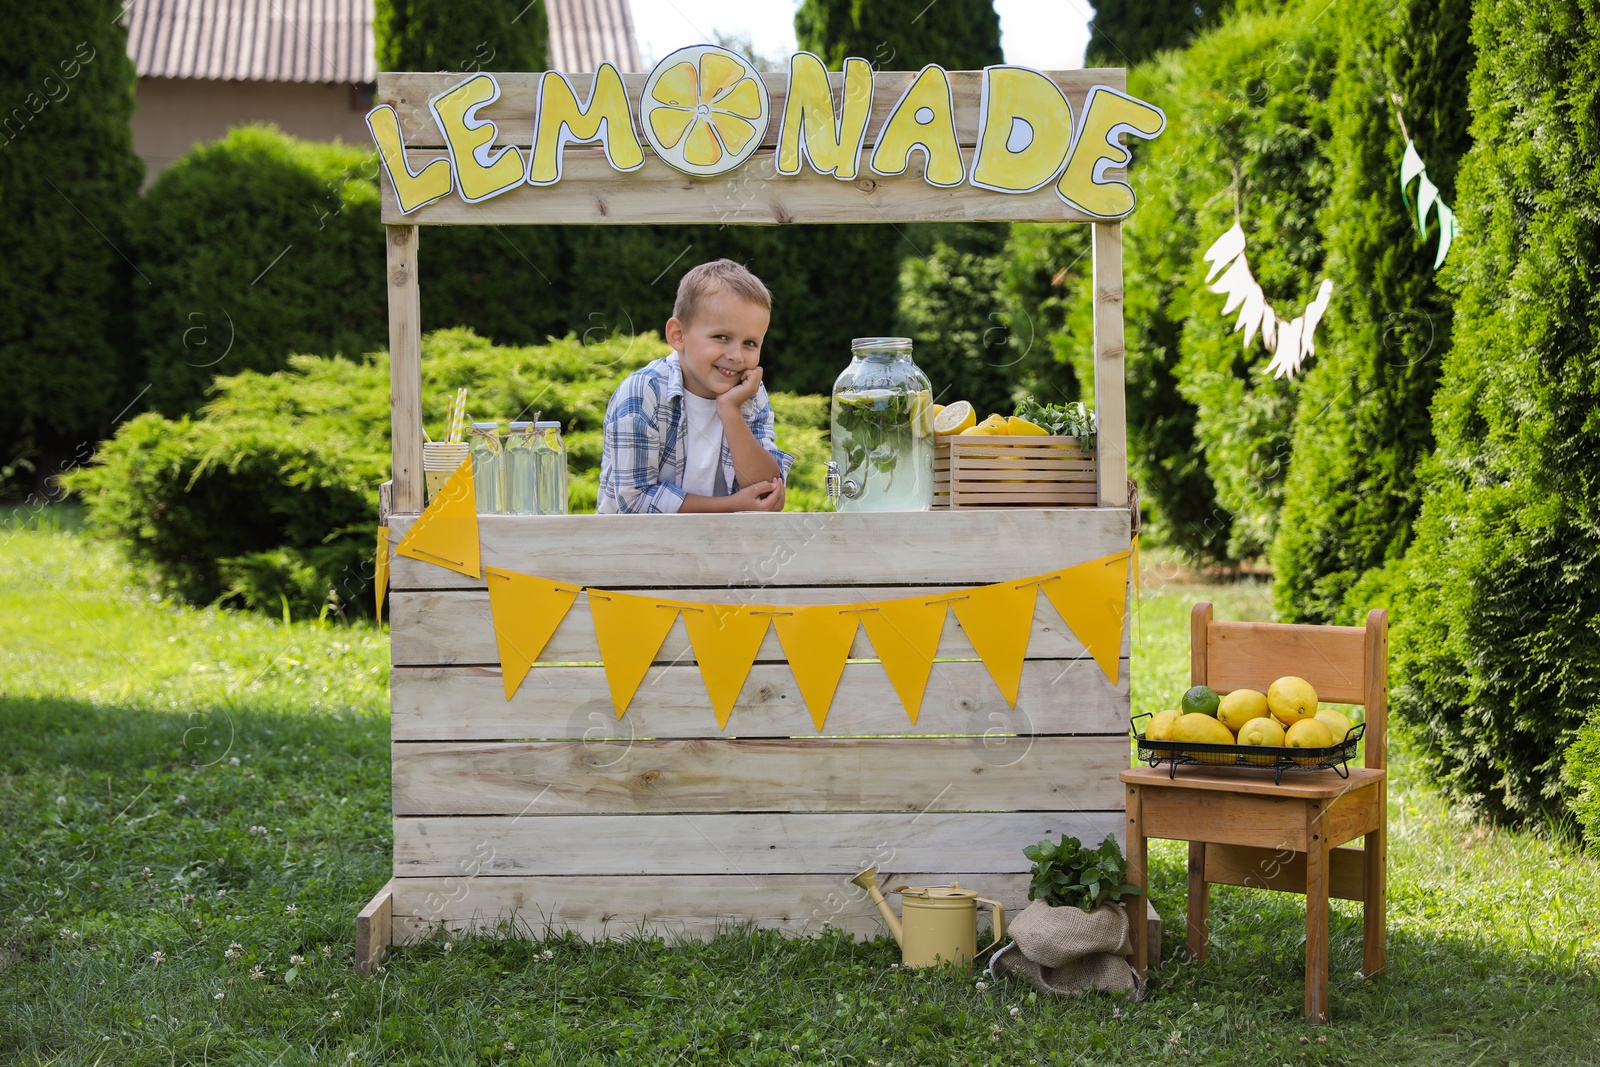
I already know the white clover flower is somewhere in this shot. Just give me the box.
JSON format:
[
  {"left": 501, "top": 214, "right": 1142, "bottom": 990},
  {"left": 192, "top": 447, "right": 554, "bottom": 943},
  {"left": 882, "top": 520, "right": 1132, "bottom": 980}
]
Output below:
[
  {"left": 321, "top": 945, "right": 333, "bottom": 959},
  {"left": 56, "top": 796, "right": 67, "bottom": 807},
  {"left": 285, "top": 904, "right": 297, "bottom": 915},
  {"left": 503, "top": 1042, "right": 515, "bottom": 1052},
  {"left": 149, "top": 950, "right": 166, "bottom": 966},
  {"left": 175, "top": 794, "right": 187, "bottom": 804},
  {"left": 214, "top": 992, "right": 225, "bottom": 1002},
  {"left": 974, "top": 981, "right": 988, "bottom": 992},
  {"left": 290, "top": 954, "right": 305, "bottom": 966},
  {"left": 229, "top": 757, "right": 240, "bottom": 767},
  {"left": 331, "top": 1010, "right": 342, "bottom": 1020},
  {"left": 1009, "top": 1006, "right": 1022, "bottom": 1017},
  {"left": 249, "top": 965, "right": 266, "bottom": 981}
]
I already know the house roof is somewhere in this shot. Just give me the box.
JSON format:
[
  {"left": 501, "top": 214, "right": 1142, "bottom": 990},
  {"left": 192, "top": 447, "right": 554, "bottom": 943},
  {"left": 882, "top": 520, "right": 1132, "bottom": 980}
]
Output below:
[{"left": 125, "top": 0, "right": 641, "bottom": 85}]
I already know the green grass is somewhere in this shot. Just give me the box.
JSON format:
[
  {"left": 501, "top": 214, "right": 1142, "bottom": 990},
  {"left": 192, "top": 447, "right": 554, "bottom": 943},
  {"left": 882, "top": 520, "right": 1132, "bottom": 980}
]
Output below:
[{"left": 3, "top": 508, "right": 1599, "bottom": 1065}]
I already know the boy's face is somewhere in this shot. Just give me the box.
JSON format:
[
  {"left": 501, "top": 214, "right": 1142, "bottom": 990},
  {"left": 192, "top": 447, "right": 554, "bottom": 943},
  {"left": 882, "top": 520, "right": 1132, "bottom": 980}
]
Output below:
[{"left": 666, "top": 289, "right": 769, "bottom": 400}]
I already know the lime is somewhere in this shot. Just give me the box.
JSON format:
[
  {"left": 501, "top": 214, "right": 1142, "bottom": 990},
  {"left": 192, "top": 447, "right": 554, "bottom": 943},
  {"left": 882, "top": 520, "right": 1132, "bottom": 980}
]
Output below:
[{"left": 1180, "top": 685, "right": 1221, "bottom": 718}]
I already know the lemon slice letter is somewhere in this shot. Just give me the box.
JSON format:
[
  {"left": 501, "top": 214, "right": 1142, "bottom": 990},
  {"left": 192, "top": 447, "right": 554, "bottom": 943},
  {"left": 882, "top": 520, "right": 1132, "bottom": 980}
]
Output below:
[{"left": 642, "top": 45, "right": 771, "bottom": 177}]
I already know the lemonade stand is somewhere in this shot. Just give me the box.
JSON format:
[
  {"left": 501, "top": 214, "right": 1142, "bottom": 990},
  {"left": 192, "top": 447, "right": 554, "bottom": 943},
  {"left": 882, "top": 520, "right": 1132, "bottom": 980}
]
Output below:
[{"left": 355, "top": 47, "right": 1164, "bottom": 971}]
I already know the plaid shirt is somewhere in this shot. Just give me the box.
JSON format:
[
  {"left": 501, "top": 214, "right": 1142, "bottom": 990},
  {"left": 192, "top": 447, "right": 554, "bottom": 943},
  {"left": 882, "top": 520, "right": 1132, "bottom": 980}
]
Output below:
[{"left": 596, "top": 353, "right": 794, "bottom": 514}]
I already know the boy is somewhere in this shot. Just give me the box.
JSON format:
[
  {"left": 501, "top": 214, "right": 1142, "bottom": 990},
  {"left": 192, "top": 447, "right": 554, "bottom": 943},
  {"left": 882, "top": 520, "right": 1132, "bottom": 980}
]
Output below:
[{"left": 596, "top": 259, "right": 793, "bottom": 514}]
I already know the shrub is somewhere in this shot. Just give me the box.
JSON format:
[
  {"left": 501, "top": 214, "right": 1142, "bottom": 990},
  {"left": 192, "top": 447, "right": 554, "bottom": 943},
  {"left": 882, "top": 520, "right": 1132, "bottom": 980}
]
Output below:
[
  {"left": 1270, "top": 0, "right": 1472, "bottom": 624},
  {"left": 67, "top": 330, "right": 829, "bottom": 616},
  {"left": 0, "top": 0, "right": 143, "bottom": 492},
  {"left": 1566, "top": 715, "right": 1600, "bottom": 851},
  {"left": 1390, "top": 0, "right": 1600, "bottom": 826},
  {"left": 129, "top": 126, "right": 385, "bottom": 416},
  {"left": 896, "top": 234, "right": 1014, "bottom": 416}
]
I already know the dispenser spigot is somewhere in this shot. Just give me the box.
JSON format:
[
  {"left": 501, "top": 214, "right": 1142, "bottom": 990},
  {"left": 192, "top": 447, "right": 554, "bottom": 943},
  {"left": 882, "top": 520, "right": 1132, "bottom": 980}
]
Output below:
[{"left": 825, "top": 462, "right": 860, "bottom": 509}]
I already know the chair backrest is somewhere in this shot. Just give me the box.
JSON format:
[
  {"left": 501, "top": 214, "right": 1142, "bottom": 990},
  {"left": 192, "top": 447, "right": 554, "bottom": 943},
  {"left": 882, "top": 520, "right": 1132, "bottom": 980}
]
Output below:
[{"left": 1190, "top": 603, "right": 1388, "bottom": 771}]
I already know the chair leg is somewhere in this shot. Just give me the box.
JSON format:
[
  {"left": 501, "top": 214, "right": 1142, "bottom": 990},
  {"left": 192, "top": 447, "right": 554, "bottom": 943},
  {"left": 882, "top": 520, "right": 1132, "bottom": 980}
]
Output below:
[
  {"left": 1362, "top": 824, "right": 1387, "bottom": 978},
  {"left": 1186, "top": 841, "right": 1209, "bottom": 961},
  {"left": 1126, "top": 783, "right": 1149, "bottom": 981},
  {"left": 1304, "top": 808, "right": 1331, "bottom": 1023}
]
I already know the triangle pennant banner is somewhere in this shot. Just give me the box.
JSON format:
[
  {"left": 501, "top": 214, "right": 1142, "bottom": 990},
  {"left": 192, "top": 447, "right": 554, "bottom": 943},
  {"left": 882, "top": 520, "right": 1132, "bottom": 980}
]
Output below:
[
  {"left": 395, "top": 460, "right": 481, "bottom": 579},
  {"left": 1039, "top": 551, "right": 1131, "bottom": 687},
  {"left": 375, "top": 526, "right": 391, "bottom": 621},
  {"left": 772, "top": 606, "right": 862, "bottom": 732},
  {"left": 858, "top": 597, "right": 948, "bottom": 725},
  {"left": 681, "top": 604, "right": 774, "bottom": 729},
  {"left": 589, "top": 591, "right": 680, "bottom": 719},
  {"left": 950, "top": 579, "right": 1039, "bottom": 708},
  {"left": 484, "top": 567, "right": 581, "bottom": 701}
]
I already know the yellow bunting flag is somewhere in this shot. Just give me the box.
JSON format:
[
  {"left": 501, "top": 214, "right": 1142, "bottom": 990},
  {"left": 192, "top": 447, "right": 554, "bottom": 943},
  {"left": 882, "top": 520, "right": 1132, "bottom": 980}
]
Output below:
[
  {"left": 858, "top": 597, "right": 948, "bottom": 725},
  {"left": 772, "top": 606, "right": 861, "bottom": 732},
  {"left": 484, "top": 567, "right": 581, "bottom": 701},
  {"left": 1039, "top": 551, "right": 1131, "bottom": 686},
  {"left": 681, "top": 604, "right": 773, "bottom": 730},
  {"left": 589, "top": 591, "right": 680, "bottom": 719},
  {"left": 394, "top": 460, "right": 481, "bottom": 579},
  {"left": 374, "top": 526, "right": 391, "bottom": 621},
  {"left": 949, "top": 579, "right": 1039, "bottom": 708}
]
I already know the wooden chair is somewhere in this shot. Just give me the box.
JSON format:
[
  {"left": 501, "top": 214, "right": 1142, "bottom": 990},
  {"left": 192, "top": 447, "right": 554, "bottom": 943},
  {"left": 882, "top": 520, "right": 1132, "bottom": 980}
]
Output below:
[{"left": 1122, "top": 603, "right": 1388, "bottom": 1023}]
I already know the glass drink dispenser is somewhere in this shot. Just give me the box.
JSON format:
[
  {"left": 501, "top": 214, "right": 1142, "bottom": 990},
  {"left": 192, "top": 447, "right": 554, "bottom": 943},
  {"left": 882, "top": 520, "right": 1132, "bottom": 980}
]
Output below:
[{"left": 826, "top": 337, "right": 934, "bottom": 512}]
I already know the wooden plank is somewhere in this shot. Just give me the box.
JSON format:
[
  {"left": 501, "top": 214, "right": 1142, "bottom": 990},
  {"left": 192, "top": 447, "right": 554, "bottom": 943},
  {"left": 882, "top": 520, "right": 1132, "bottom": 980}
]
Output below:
[
  {"left": 1200, "top": 842, "right": 1368, "bottom": 901},
  {"left": 388, "top": 872, "right": 1032, "bottom": 944},
  {"left": 391, "top": 657, "right": 1131, "bottom": 741},
  {"left": 354, "top": 879, "right": 393, "bottom": 975},
  {"left": 1205, "top": 620, "right": 1368, "bottom": 705},
  {"left": 1124, "top": 783, "right": 1149, "bottom": 981},
  {"left": 390, "top": 583, "right": 1126, "bottom": 666},
  {"left": 1186, "top": 841, "right": 1209, "bottom": 960},
  {"left": 387, "top": 226, "right": 423, "bottom": 514},
  {"left": 393, "top": 810, "right": 1124, "bottom": 877},
  {"left": 1091, "top": 221, "right": 1128, "bottom": 507},
  {"left": 1119, "top": 767, "right": 1385, "bottom": 800},
  {"left": 1190, "top": 602, "right": 1213, "bottom": 687},
  {"left": 392, "top": 735, "right": 1130, "bottom": 816},
  {"left": 388, "top": 508, "right": 1134, "bottom": 590},
  {"left": 1136, "top": 788, "right": 1308, "bottom": 851},
  {"left": 1304, "top": 810, "right": 1331, "bottom": 1023},
  {"left": 1320, "top": 781, "right": 1386, "bottom": 849},
  {"left": 377, "top": 69, "right": 1128, "bottom": 150},
  {"left": 380, "top": 147, "right": 1106, "bottom": 226},
  {"left": 1362, "top": 610, "right": 1388, "bottom": 770}
]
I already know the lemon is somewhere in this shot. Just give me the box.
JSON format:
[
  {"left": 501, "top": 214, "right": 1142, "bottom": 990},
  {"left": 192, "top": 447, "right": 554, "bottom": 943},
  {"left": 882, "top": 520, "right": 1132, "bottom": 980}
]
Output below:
[
  {"left": 1314, "top": 708, "right": 1354, "bottom": 742},
  {"left": 908, "top": 389, "right": 933, "bottom": 438},
  {"left": 1285, "top": 717, "right": 1334, "bottom": 765},
  {"left": 1217, "top": 688, "right": 1268, "bottom": 734},
  {"left": 1267, "top": 675, "right": 1319, "bottom": 727},
  {"left": 1005, "top": 416, "right": 1048, "bottom": 436},
  {"left": 1145, "top": 709, "right": 1182, "bottom": 742},
  {"left": 1173, "top": 712, "right": 1235, "bottom": 763},
  {"left": 1235, "top": 716, "right": 1286, "bottom": 765},
  {"left": 934, "top": 400, "right": 976, "bottom": 436}
]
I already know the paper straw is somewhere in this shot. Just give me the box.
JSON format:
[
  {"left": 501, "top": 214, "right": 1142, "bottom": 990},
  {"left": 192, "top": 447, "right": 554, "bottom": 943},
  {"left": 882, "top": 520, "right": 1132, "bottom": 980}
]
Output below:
[{"left": 448, "top": 389, "right": 468, "bottom": 443}]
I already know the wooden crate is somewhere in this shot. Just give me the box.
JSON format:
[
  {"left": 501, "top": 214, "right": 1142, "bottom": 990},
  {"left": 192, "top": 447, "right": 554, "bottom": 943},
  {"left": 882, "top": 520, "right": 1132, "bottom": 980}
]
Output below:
[
  {"left": 378, "top": 509, "right": 1132, "bottom": 947},
  {"left": 934, "top": 436, "right": 1099, "bottom": 508}
]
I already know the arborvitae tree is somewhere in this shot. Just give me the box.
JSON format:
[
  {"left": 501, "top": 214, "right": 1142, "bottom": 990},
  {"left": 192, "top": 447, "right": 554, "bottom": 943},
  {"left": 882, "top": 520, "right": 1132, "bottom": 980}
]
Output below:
[
  {"left": 795, "top": 0, "right": 1001, "bottom": 70},
  {"left": 1111, "top": 5, "right": 1338, "bottom": 564},
  {"left": 1390, "top": 0, "right": 1600, "bottom": 827},
  {"left": 1086, "top": 0, "right": 1227, "bottom": 68},
  {"left": 0, "top": 0, "right": 142, "bottom": 494},
  {"left": 375, "top": 0, "right": 547, "bottom": 74},
  {"left": 897, "top": 227, "right": 1012, "bottom": 416},
  {"left": 1270, "top": 0, "right": 1472, "bottom": 623}
]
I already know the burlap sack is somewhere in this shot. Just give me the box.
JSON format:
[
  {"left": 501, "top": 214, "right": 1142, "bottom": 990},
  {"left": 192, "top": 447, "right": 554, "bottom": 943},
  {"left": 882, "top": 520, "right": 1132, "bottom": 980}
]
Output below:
[{"left": 988, "top": 900, "right": 1143, "bottom": 999}]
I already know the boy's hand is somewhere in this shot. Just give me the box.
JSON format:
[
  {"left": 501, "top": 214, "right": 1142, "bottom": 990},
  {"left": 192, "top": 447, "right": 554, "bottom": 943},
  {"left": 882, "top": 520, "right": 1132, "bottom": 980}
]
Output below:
[
  {"left": 729, "top": 478, "right": 784, "bottom": 512},
  {"left": 718, "top": 367, "right": 764, "bottom": 412}
]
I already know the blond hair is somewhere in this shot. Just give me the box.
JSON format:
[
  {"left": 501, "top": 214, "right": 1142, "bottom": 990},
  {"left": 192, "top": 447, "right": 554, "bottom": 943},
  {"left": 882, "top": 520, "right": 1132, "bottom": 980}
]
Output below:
[{"left": 673, "top": 259, "right": 772, "bottom": 325}]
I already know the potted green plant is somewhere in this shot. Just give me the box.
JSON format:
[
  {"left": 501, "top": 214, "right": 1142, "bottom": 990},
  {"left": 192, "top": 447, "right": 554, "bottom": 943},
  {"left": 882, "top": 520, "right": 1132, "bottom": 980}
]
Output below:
[{"left": 988, "top": 834, "right": 1143, "bottom": 997}]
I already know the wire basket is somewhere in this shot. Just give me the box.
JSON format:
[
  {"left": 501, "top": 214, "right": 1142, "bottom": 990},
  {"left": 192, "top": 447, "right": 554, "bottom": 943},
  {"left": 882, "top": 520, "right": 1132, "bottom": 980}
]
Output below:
[{"left": 1130, "top": 713, "right": 1364, "bottom": 784}]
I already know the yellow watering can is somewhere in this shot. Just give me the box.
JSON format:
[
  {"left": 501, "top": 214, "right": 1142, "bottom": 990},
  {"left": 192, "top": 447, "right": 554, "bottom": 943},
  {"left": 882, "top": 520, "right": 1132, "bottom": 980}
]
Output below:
[{"left": 851, "top": 867, "right": 1006, "bottom": 969}]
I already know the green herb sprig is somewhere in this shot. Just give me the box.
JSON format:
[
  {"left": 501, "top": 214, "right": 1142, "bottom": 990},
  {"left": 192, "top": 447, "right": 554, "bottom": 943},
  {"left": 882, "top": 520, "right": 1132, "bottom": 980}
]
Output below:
[
  {"left": 1022, "top": 833, "right": 1139, "bottom": 912},
  {"left": 1013, "top": 394, "right": 1098, "bottom": 453}
]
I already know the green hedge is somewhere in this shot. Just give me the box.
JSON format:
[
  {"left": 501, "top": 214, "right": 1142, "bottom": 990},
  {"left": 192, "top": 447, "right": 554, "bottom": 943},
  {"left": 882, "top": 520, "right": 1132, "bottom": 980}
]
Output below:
[
  {"left": 1566, "top": 715, "right": 1600, "bottom": 850},
  {"left": 1270, "top": 0, "right": 1472, "bottom": 624},
  {"left": 1390, "top": 0, "right": 1600, "bottom": 826},
  {"left": 0, "top": 0, "right": 142, "bottom": 491},
  {"left": 130, "top": 126, "right": 385, "bottom": 416},
  {"left": 66, "top": 330, "right": 828, "bottom": 618}
]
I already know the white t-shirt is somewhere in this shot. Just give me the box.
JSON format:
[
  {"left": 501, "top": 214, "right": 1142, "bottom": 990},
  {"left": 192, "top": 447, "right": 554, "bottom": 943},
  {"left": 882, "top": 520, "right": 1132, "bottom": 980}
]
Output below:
[{"left": 681, "top": 391, "right": 726, "bottom": 498}]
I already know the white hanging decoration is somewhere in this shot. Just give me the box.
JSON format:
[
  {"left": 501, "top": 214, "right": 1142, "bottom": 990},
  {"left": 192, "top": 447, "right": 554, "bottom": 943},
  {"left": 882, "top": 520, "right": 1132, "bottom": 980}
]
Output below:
[{"left": 1202, "top": 222, "right": 1333, "bottom": 379}]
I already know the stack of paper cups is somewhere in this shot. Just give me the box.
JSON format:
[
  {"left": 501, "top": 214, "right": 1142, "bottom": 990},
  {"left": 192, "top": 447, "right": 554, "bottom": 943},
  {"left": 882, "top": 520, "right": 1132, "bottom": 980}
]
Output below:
[{"left": 421, "top": 441, "right": 470, "bottom": 504}]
